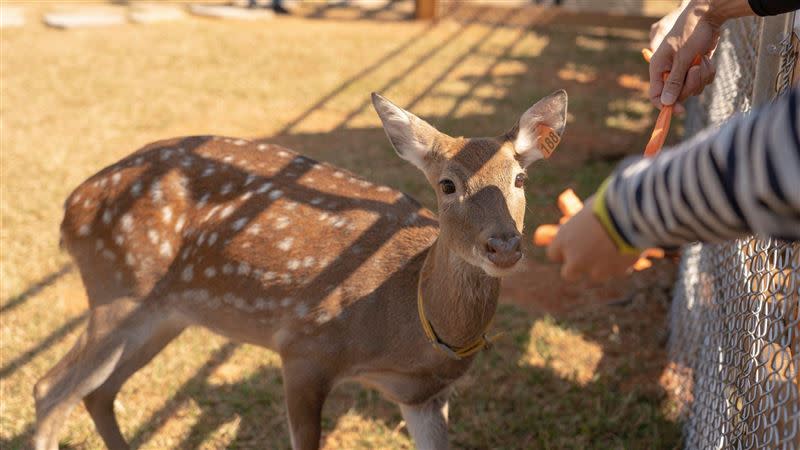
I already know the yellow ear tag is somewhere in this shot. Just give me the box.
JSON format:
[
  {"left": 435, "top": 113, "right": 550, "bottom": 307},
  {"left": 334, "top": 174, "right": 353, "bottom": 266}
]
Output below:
[{"left": 536, "top": 125, "right": 560, "bottom": 159}]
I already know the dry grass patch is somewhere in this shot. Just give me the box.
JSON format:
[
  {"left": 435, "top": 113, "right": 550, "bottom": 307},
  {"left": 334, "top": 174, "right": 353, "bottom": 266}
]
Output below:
[{"left": 2, "top": 3, "right": 680, "bottom": 448}]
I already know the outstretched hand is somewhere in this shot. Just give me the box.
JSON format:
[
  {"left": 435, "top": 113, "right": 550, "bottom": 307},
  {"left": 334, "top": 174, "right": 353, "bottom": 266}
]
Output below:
[{"left": 545, "top": 197, "right": 640, "bottom": 282}]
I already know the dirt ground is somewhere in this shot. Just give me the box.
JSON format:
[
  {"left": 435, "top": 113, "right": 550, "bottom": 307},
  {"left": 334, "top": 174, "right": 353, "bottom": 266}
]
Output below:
[{"left": 2, "top": 2, "right": 683, "bottom": 448}]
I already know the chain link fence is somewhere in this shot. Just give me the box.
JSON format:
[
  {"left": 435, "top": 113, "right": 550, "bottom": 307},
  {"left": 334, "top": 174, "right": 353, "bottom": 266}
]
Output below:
[{"left": 668, "top": 13, "right": 800, "bottom": 450}]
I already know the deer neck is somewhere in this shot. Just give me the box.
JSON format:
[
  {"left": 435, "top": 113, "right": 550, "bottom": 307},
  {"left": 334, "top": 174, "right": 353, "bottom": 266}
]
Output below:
[{"left": 418, "top": 238, "right": 501, "bottom": 349}]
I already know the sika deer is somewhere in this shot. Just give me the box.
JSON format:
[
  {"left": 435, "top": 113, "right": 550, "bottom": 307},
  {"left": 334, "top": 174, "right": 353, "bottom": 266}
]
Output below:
[{"left": 34, "top": 90, "right": 567, "bottom": 450}]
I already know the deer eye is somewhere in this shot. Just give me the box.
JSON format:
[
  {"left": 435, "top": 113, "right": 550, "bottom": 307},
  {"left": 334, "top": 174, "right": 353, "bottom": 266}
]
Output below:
[
  {"left": 515, "top": 173, "right": 527, "bottom": 188},
  {"left": 439, "top": 179, "right": 456, "bottom": 195}
]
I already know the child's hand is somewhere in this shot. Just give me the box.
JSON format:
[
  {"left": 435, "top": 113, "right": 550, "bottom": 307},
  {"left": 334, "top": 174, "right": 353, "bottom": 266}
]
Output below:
[{"left": 546, "top": 197, "right": 639, "bottom": 282}]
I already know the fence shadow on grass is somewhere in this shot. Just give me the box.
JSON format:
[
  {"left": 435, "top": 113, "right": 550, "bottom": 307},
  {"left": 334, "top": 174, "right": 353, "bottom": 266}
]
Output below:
[{"left": 4, "top": 4, "right": 680, "bottom": 448}]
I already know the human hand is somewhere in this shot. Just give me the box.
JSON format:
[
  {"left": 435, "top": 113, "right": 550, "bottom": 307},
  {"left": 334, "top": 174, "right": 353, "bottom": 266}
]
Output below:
[
  {"left": 650, "top": 0, "right": 690, "bottom": 51},
  {"left": 649, "top": 1, "right": 721, "bottom": 109},
  {"left": 546, "top": 197, "right": 639, "bottom": 282}
]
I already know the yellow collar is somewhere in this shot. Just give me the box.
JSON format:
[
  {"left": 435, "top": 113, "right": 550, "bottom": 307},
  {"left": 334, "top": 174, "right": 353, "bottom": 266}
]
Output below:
[{"left": 416, "top": 265, "right": 504, "bottom": 360}]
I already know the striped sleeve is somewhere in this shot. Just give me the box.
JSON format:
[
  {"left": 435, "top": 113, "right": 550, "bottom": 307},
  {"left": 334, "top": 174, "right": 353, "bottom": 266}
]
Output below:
[{"left": 597, "top": 86, "right": 800, "bottom": 251}]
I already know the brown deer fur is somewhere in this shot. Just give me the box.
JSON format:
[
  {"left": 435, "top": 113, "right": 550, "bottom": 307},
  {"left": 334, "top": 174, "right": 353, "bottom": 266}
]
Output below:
[{"left": 33, "top": 91, "right": 567, "bottom": 450}]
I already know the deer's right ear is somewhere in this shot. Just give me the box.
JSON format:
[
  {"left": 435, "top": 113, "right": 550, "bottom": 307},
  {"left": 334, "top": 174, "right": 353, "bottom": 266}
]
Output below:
[{"left": 372, "top": 93, "right": 440, "bottom": 171}]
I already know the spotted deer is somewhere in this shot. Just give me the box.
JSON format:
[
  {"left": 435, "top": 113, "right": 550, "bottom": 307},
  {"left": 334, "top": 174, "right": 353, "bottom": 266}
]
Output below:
[{"left": 34, "top": 90, "right": 567, "bottom": 450}]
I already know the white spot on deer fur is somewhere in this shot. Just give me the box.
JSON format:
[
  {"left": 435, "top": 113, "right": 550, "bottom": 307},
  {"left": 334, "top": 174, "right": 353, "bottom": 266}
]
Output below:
[
  {"left": 111, "top": 172, "right": 121, "bottom": 186},
  {"left": 315, "top": 311, "right": 332, "bottom": 325},
  {"left": 181, "top": 157, "right": 193, "bottom": 168},
  {"left": 257, "top": 144, "right": 267, "bottom": 151},
  {"left": 160, "top": 149, "right": 173, "bottom": 161},
  {"left": 148, "top": 229, "right": 160, "bottom": 245},
  {"left": 221, "top": 182, "right": 234, "bottom": 195},
  {"left": 285, "top": 201, "right": 298, "bottom": 211},
  {"left": 280, "top": 273, "right": 292, "bottom": 284},
  {"left": 274, "top": 216, "right": 290, "bottom": 230},
  {"left": 125, "top": 252, "right": 136, "bottom": 267},
  {"left": 333, "top": 171, "right": 344, "bottom": 178},
  {"left": 121, "top": 214, "right": 134, "bottom": 232},
  {"left": 78, "top": 224, "right": 91, "bottom": 236},
  {"left": 222, "top": 155, "right": 234, "bottom": 163},
  {"left": 150, "top": 181, "right": 163, "bottom": 203},
  {"left": 159, "top": 241, "right": 172, "bottom": 258},
  {"left": 102, "top": 209, "right": 113, "bottom": 225},
  {"left": 95, "top": 239, "right": 104, "bottom": 251},
  {"left": 256, "top": 182, "right": 273, "bottom": 194},
  {"left": 131, "top": 181, "right": 143, "bottom": 197},
  {"left": 277, "top": 237, "right": 293, "bottom": 251},
  {"left": 237, "top": 263, "right": 251, "bottom": 276},
  {"left": 262, "top": 271, "right": 276, "bottom": 282},
  {"left": 208, "top": 232, "right": 218, "bottom": 246},
  {"left": 359, "top": 180, "right": 372, "bottom": 188},
  {"left": 404, "top": 212, "right": 419, "bottom": 225},
  {"left": 244, "top": 174, "right": 257, "bottom": 186},
  {"left": 220, "top": 205, "right": 235, "bottom": 219},
  {"left": 332, "top": 217, "right": 347, "bottom": 228},
  {"left": 310, "top": 198, "right": 323, "bottom": 206},
  {"left": 161, "top": 206, "right": 173, "bottom": 224},
  {"left": 222, "top": 263, "right": 234, "bottom": 275},
  {"left": 175, "top": 214, "right": 186, "bottom": 233},
  {"left": 181, "top": 248, "right": 191, "bottom": 261},
  {"left": 241, "top": 241, "right": 252, "bottom": 248},
  {"left": 377, "top": 186, "right": 391, "bottom": 192},
  {"left": 277, "top": 150, "right": 289, "bottom": 158},
  {"left": 294, "top": 303, "right": 308, "bottom": 317},
  {"left": 83, "top": 199, "right": 93, "bottom": 209},
  {"left": 234, "top": 139, "right": 247, "bottom": 146},
  {"left": 203, "top": 204, "right": 219, "bottom": 221},
  {"left": 240, "top": 192, "right": 253, "bottom": 202},
  {"left": 102, "top": 249, "right": 116, "bottom": 261},
  {"left": 114, "top": 234, "right": 125, "bottom": 246},
  {"left": 246, "top": 223, "right": 261, "bottom": 235},
  {"left": 204, "top": 266, "right": 216, "bottom": 278},
  {"left": 71, "top": 194, "right": 82, "bottom": 205},
  {"left": 231, "top": 217, "right": 248, "bottom": 231},
  {"left": 281, "top": 297, "right": 293, "bottom": 307},
  {"left": 318, "top": 212, "right": 329, "bottom": 221},
  {"left": 202, "top": 166, "right": 215, "bottom": 177},
  {"left": 197, "top": 193, "right": 211, "bottom": 209},
  {"left": 287, "top": 259, "right": 300, "bottom": 271},
  {"left": 268, "top": 190, "right": 283, "bottom": 200},
  {"left": 181, "top": 265, "right": 194, "bottom": 282},
  {"left": 302, "top": 256, "right": 315, "bottom": 268},
  {"left": 254, "top": 298, "right": 271, "bottom": 310}
]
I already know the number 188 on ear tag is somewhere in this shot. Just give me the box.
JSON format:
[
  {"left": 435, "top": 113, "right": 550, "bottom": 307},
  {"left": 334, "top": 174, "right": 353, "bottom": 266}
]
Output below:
[{"left": 536, "top": 125, "right": 560, "bottom": 159}]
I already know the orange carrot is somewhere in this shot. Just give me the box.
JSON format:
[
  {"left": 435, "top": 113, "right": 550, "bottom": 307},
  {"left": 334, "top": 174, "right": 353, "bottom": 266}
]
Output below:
[
  {"left": 643, "top": 248, "right": 665, "bottom": 259},
  {"left": 557, "top": 189, "right": 583, "bottom": 218},
  {"left": 632, "top": 258, "right": 653, "bottom": 271},
  {"left": 533, "top": 224, "right": 559, "bottom": 246}
]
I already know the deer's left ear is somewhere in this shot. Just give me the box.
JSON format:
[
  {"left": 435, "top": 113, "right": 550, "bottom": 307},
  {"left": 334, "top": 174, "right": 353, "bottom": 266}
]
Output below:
[{"left": 511, "top": 89, "right": 568, "bottom": 167}]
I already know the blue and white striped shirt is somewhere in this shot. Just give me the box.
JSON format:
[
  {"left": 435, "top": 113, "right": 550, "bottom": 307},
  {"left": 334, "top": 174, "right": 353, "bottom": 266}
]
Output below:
[{"left": 600, "top": 86, "right": 800, "bottom": 250}]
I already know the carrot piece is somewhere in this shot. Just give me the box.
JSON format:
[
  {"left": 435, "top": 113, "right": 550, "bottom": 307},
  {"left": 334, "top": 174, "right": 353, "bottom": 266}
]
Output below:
[
  {"left": 557, "top": 189, "right": 583, "bottom": 218},
  {"left": 559, "top": 216, "right": 569, "bottom": 225},
  {"left": 533, "top": 224, "right": 559, "bottom": 246},
  {"left": 644, "top": 106, "right": 673, "bottom": 156},
  {"left": 643, "top": 248, "right": 665, "bottom": 259},
  {"left": 632, "top": 258, "right": 653, "bottom": 271},
  {"left": 642, "top": 48, "right": 654, "bottom": 63}
]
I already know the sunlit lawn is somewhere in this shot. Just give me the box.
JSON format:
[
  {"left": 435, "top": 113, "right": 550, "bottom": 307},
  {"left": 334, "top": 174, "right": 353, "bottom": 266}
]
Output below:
[{"left": 1, "top": 2, "right": 681, "bottom": 448}]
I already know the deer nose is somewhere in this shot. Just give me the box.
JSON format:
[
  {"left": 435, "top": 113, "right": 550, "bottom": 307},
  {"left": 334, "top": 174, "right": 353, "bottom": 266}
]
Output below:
[{"left": 486, "top": 235, "right": 522, "bottom": 268}]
